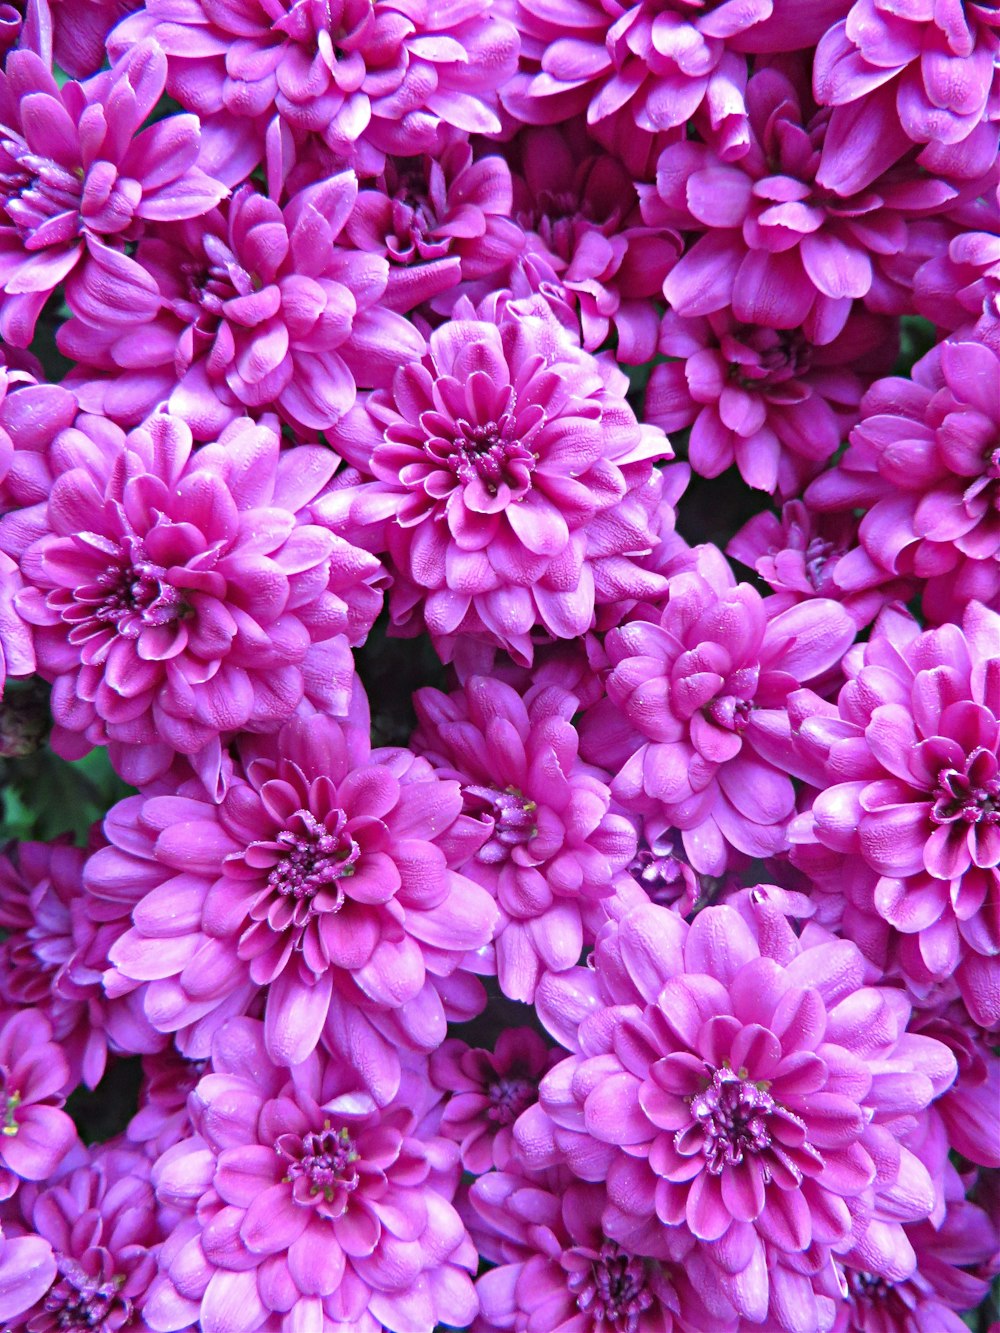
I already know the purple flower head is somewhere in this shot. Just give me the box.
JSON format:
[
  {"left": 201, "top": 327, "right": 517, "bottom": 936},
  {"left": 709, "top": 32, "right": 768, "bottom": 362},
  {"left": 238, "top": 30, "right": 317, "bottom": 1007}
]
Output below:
[
  {"left": 0, "top": 42, "right": 227, "bottom": 346},
  {"left": 470, "top": 1170, "right": 724, "bottom": 1333},
  {"left": 652, "top": 68, "right": 958, "bottom": 345},
  {"left": 0, "top": 1009, "right": 77, "bottom": 1200},
  {"left": 908, "top": 998, "right": 1000, "bottom": 1170},
  {"left": 805, "top": 338, "right": 1000, "bottom": 624},
  {"left": 0, "top": 1230, "right": 56, "bottom": 1324},
  {"left": 646, "top": 304, "right": 896, "bottom": 497},
  {"left": 147, "top": 1019, "right": 478, "bottom": 1333},
  {"left": 94, "top": 706, "right": 498, "bottom": 1098},
  {"left": 109, "top": 0, "right": 519, "bottom": 177},
  {"left": 914, "top": 222, "right": 1000, "bottom": 345},
  {"left": 430, "top": 1029, "right": 559, "bottom": 1174},
  {"left": 500, "top": 0, "right": 847, "bottom": 153},
  {"left": 62, "top": 174, "right": 425, "bottom": 438},
  {"left": 320, "top": 295, "right": 674, "bottom": 664},
  {"left": 8, "top": 413, "right": 379, "bottom": 790},
  {"left": 727, "top": 500, "right": 915, "bottom": 631},
  {"left": 413, "top": 676, "right": 637, "bottom": 1000},
  {"left": 579, "top": 563, "right": 856, "bottom": 876},
  {"left": 814, "top": 0, "right": 1000, "bottom": 191},
  {"left": 790, "top": 600, "right": 1000, "bottom": 1028},
  {"left": 513, "top": 900, "right": 957, "bottom": 1329},
  {"left": 343, "top": 138, "right": 524, "bottom": 316},
  {"left": 2, "top": 1142, "right": 164, "bottom": 1331}
]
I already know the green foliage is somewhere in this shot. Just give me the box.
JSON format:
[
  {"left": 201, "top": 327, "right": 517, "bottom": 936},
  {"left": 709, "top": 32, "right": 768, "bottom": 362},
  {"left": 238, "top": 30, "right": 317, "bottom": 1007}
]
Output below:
[{"left": 0, "top": 740, "right": 133, "bottom": 845}]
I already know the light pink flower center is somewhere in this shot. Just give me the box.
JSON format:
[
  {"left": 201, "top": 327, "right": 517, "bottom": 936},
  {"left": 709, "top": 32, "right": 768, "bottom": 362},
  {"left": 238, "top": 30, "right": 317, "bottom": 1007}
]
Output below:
[
  {"left": 567, "top": 1242, "right": 654, "bottom": 1332},
  {"left": 687, "top": 1067, "right": 775, "bottom": 1172},
  {"left": 277, "top": 1124, "right": 360, "bottom": 1207},
  {"left": 0, "top": 134, "right": 82, "bottom": 244},
  {"left": 42, "top": 1251, "right": 131, "bottom": 1333},
  {"left": 264, "top": 808, "right": 360, "bottom": 906},
  {"left": 930, "top": 748, "right": 1000, "bottom": 829},
  {"left": 486, "top": 1073, "right": 536, "bottom": 1126},
  {"left": 61, "top": 535, "right": 184, "bottom": 644},
  {"left": 465, "top": 784, "right": 538, "bottom": 864}
]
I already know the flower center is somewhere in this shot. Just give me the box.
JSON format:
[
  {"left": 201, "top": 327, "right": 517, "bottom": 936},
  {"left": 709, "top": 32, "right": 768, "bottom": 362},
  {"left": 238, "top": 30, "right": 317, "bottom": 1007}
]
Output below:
[
  {"left": 930, "top": 748, "right": 1000, "bottom": 829},
  {"left": 59, "top": 534, "right": 184, "bottom": 646},
  {"left": 42, "top": 1253, "right": 131, "bottom": 1333},
  {"left": 451, "top": 408, "right": 536, "bottom": 496},
  {"left": 704, "top": 695, "right": 753, "bottom": 732},
  {"left": 686, "top": 1067, "right": 776, "bottom": 1173},
  {"left": 0, "top": 133, "right": 83, "bottom": 245},
  {"left": 804, "top": 535, "right": 838, "bottom": 590},
  {"left": 568, "top": 1242, "right": 655, "bottom": 1332},
  {"left": 2, "top": 1087, "right": 20, "bottom": 1136},
  {"left": 486, "top": 1074, "right": 537, "bottom": 1126},
  {"left": 277, "top": 1124, "right": 360, "bottom": 1207},
  {"left": 265, "top": 808, "right": 360, "bottom": 903},
  {"left": 464, "top": 785, "right": 538, "bottom": 865}
]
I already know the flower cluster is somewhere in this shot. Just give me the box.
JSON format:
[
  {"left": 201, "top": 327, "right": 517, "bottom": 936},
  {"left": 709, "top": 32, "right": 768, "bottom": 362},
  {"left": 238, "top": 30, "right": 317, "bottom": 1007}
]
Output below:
[{"left": 0, "top": 0, "right": 995, "bottom": 1330}]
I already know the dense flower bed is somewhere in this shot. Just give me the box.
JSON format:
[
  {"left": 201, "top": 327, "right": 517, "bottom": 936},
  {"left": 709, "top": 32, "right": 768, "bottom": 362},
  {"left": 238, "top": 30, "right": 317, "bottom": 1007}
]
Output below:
[{"left": 0, "top": 0, "right": 996, "bottom": 1330}]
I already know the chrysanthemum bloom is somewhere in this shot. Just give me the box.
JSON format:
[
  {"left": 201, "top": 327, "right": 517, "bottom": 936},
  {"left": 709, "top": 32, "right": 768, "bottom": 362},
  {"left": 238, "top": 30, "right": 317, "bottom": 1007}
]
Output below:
[
  {"left": 2, "top": 1143, "right": 165, "bottom": 1331},
  {"left": 0, "top": 0, "right": 139, "bottom": 76},
  {"left": 470, "top": 1171, "right": 727, "bottom": 1333},
  {"left": 579, "top": 565, "right": 856, "bottom": 875},
  {"left": 727, "top": 501, "right": 913, "bottom": 630},
  {"left": 790, "top": 601, "right": 1000, "bottom": 1028},
  {"left": 146, "top": 1019, "right": 478, "bottom": 1333},
  {"left": 0, "top": 1229, "right": 55, "bottom": 1324},
  {"left": 513, "top": 900, "right": 957, "bottom": 1328},
  {"left": 0, "top": 42, "right": 227, "bottom": 346},
  {"left": 430, "top": 1029, "right": 559, "bottom": 1174},
  {"left": 499, "top": 0, "right": 846, "bottom": 151},
  {"left": 343, "top": 139, "right": 523, "bottom": 316},
  {"left": 0, "top": 373, "right": 77, "bottom": 515},
  {"left": 94, "top": 707, "right": 498, "bottom": 1095},
  {"left": 7, "top": 413, "right": 379, "bottom": 789},
  {"left": 0, "top": 1009, "right": 77, "bottom": 1199},
  {"left": 62, "top": 174, "right": 425, "bottom": 438},
  {"left": 108, "top": 0, "right": 519, "bottom": 178},
  {"left": 914, "top": 223, "right": 1000, "bottom": 345},
  {"left": 645, "top": 304, "right": 896, "bottom": 497},
  {"left": 413, "top": 676, "right": 637, "bottom": 1000},
  {"left": 805, "top": 339, "right": 1000, "bottom": 623},
  {"left": 814, "top": 0, "right": 1000, "bottom": 192},
  {"left": 320, "top": 295, "right": 673, "bottom": 664},
  {"left": 505, "top": 124, "right": 680, "bottom": 364},
  {"left": 0, "top": 838, "right": 164, "bottom": 1090},
  {"left": 652, "top": 68, "right": 957, "bottom": 345},
  {"left": 909, "top": 998, "right": 1000, "bottom": 1170}
]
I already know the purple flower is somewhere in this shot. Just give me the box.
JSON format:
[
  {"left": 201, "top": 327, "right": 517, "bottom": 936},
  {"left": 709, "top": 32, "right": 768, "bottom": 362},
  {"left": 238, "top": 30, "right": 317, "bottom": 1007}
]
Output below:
[
  {"left": 7, "top": 413, "right": 378, "bottom": 789},
  {"left": 805, "top": 338, "right": 1000, "bottom": 624},
  {"left": 1, "top": 1142, "right": 165, "bottom": 1331},
  {"left": 127, "top": 1047, "right": 206, "bottom": 1160},
  {"left": 645, "top": 304, "right": 896, "bottom": 496},
  {"left": 109, "top": 0, "right": 519, "bottom": 177},
  {"left": 430, "top": 1029, "right": 558, "bottom": 1174},
  {"left": 146, "top": 1019, "right": 478, "bottom": 1333},
  {"left": 93, "top": 706, "right": 497, "bottom": 1096},
  {"left": 790, "top": 600, "right": 1000, "bottom": 1028},
  {"left": 0, "top": 1010, "right": 77, "bottom": 1199},
  {"left": 914, "top": 224, "right": 1000, "bottom": 345},
  {"left": 62, "top": 174, "right": 425, "bottom": 438},
  {"left": 909, "top": 998, "right": 1000, "bottom": 1170},
  {"left": 0, "top": 1230, "right": 55, "bottom": 1324},
  {"left": 653, "top": 68, "right": 957, "bottom": 344},
  {"left": 579, "top": 563, "right": 856, "bottom": 875},
  {"left": 413, "top": 676, "right": 637, "bottom": 1000},
  {"left": 0, "top": 0, "right": 140, "bottom": 77},
  {"left": 470, "top": 1170, "right": 724, "bottom": 1333},
  {"left": 500, "top": 0, "right": 847, "bottom": 151},
  {"left": 343, "top": 138, "right": 524, "bottom": 315},
  {"left": 513, "top": 899, "right": 957, "bottom": 1329},
  {"left": 0, "top": 43, "right": 227, "bottom": 346},
  {"left": 319, "top": 295, "right": 673, "bottom": 664},
  {"left": 814, "top": 0, "right": 1000, "bottom": 191}
]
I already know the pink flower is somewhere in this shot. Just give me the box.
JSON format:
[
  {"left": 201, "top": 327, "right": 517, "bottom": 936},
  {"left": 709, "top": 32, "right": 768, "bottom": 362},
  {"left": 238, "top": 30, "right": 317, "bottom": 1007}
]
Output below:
[
  {"left": 814, "top": 0, "right": 1000, "bottom": 191},
  {"left": 513, "top": 899, "right": 957, "bottom": 1329},
  {"left": 93, "top": 706, "right": 497, "bottom": 1097},
  {"left": 0, "top": 1231, "right": 56, "bottom": 1324},
  {"left": 579, "top": 563, "right": 856, "bottom": 875},
  {"left": 109, "top": 0, "right": 519, "bottom": 177},
  {"left": 430, "top": 1029, "right": 558, "bottom": 1174},
  {"left": 914, "top": 223, "right": 1000, "bottom": 344},
  {"left": 790, "top": 600, "right": 1000, "bottom": 1028},
  {"left": 413, "top": 676, "right": 637, "bottom": 1000},
  {"left": 0, "top": 1009, "right": 77, "bottom": 1199},
  {"left": 62, "top": 174, "right": 425, "bottom": 438},
  {"left": 2, "top": 1142, "right": 165, "bottom": 1331},
  {"left": 646, "top": 304, "right": 896, "bottom": 496},
  {"left": 127, "top": 1048, "right": 206, "bottom": 1159},
  {"left": 7, "top": 413, "right": 379, "bottom": 790},
  {"left": 652, "top": 68, "right": 957, "bottom": 344},
  {"left": 0, "top": 43, "right": 227, "bottom": 346},
  {"left": 805, "top": 338, "right": 1000, "bottom": 624},
  {"left": 319, "top": 295, "right": 673, "bottom": 664},
  {"left": 146, "top": 1019, "right": 478, "bottom": 1333}
]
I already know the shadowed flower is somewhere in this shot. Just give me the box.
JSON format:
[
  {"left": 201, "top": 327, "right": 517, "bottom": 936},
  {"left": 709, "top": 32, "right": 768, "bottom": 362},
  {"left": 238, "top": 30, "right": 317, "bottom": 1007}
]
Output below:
[{"left": 0, "top": 1009, "right": 77, "bottom": 1200}]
